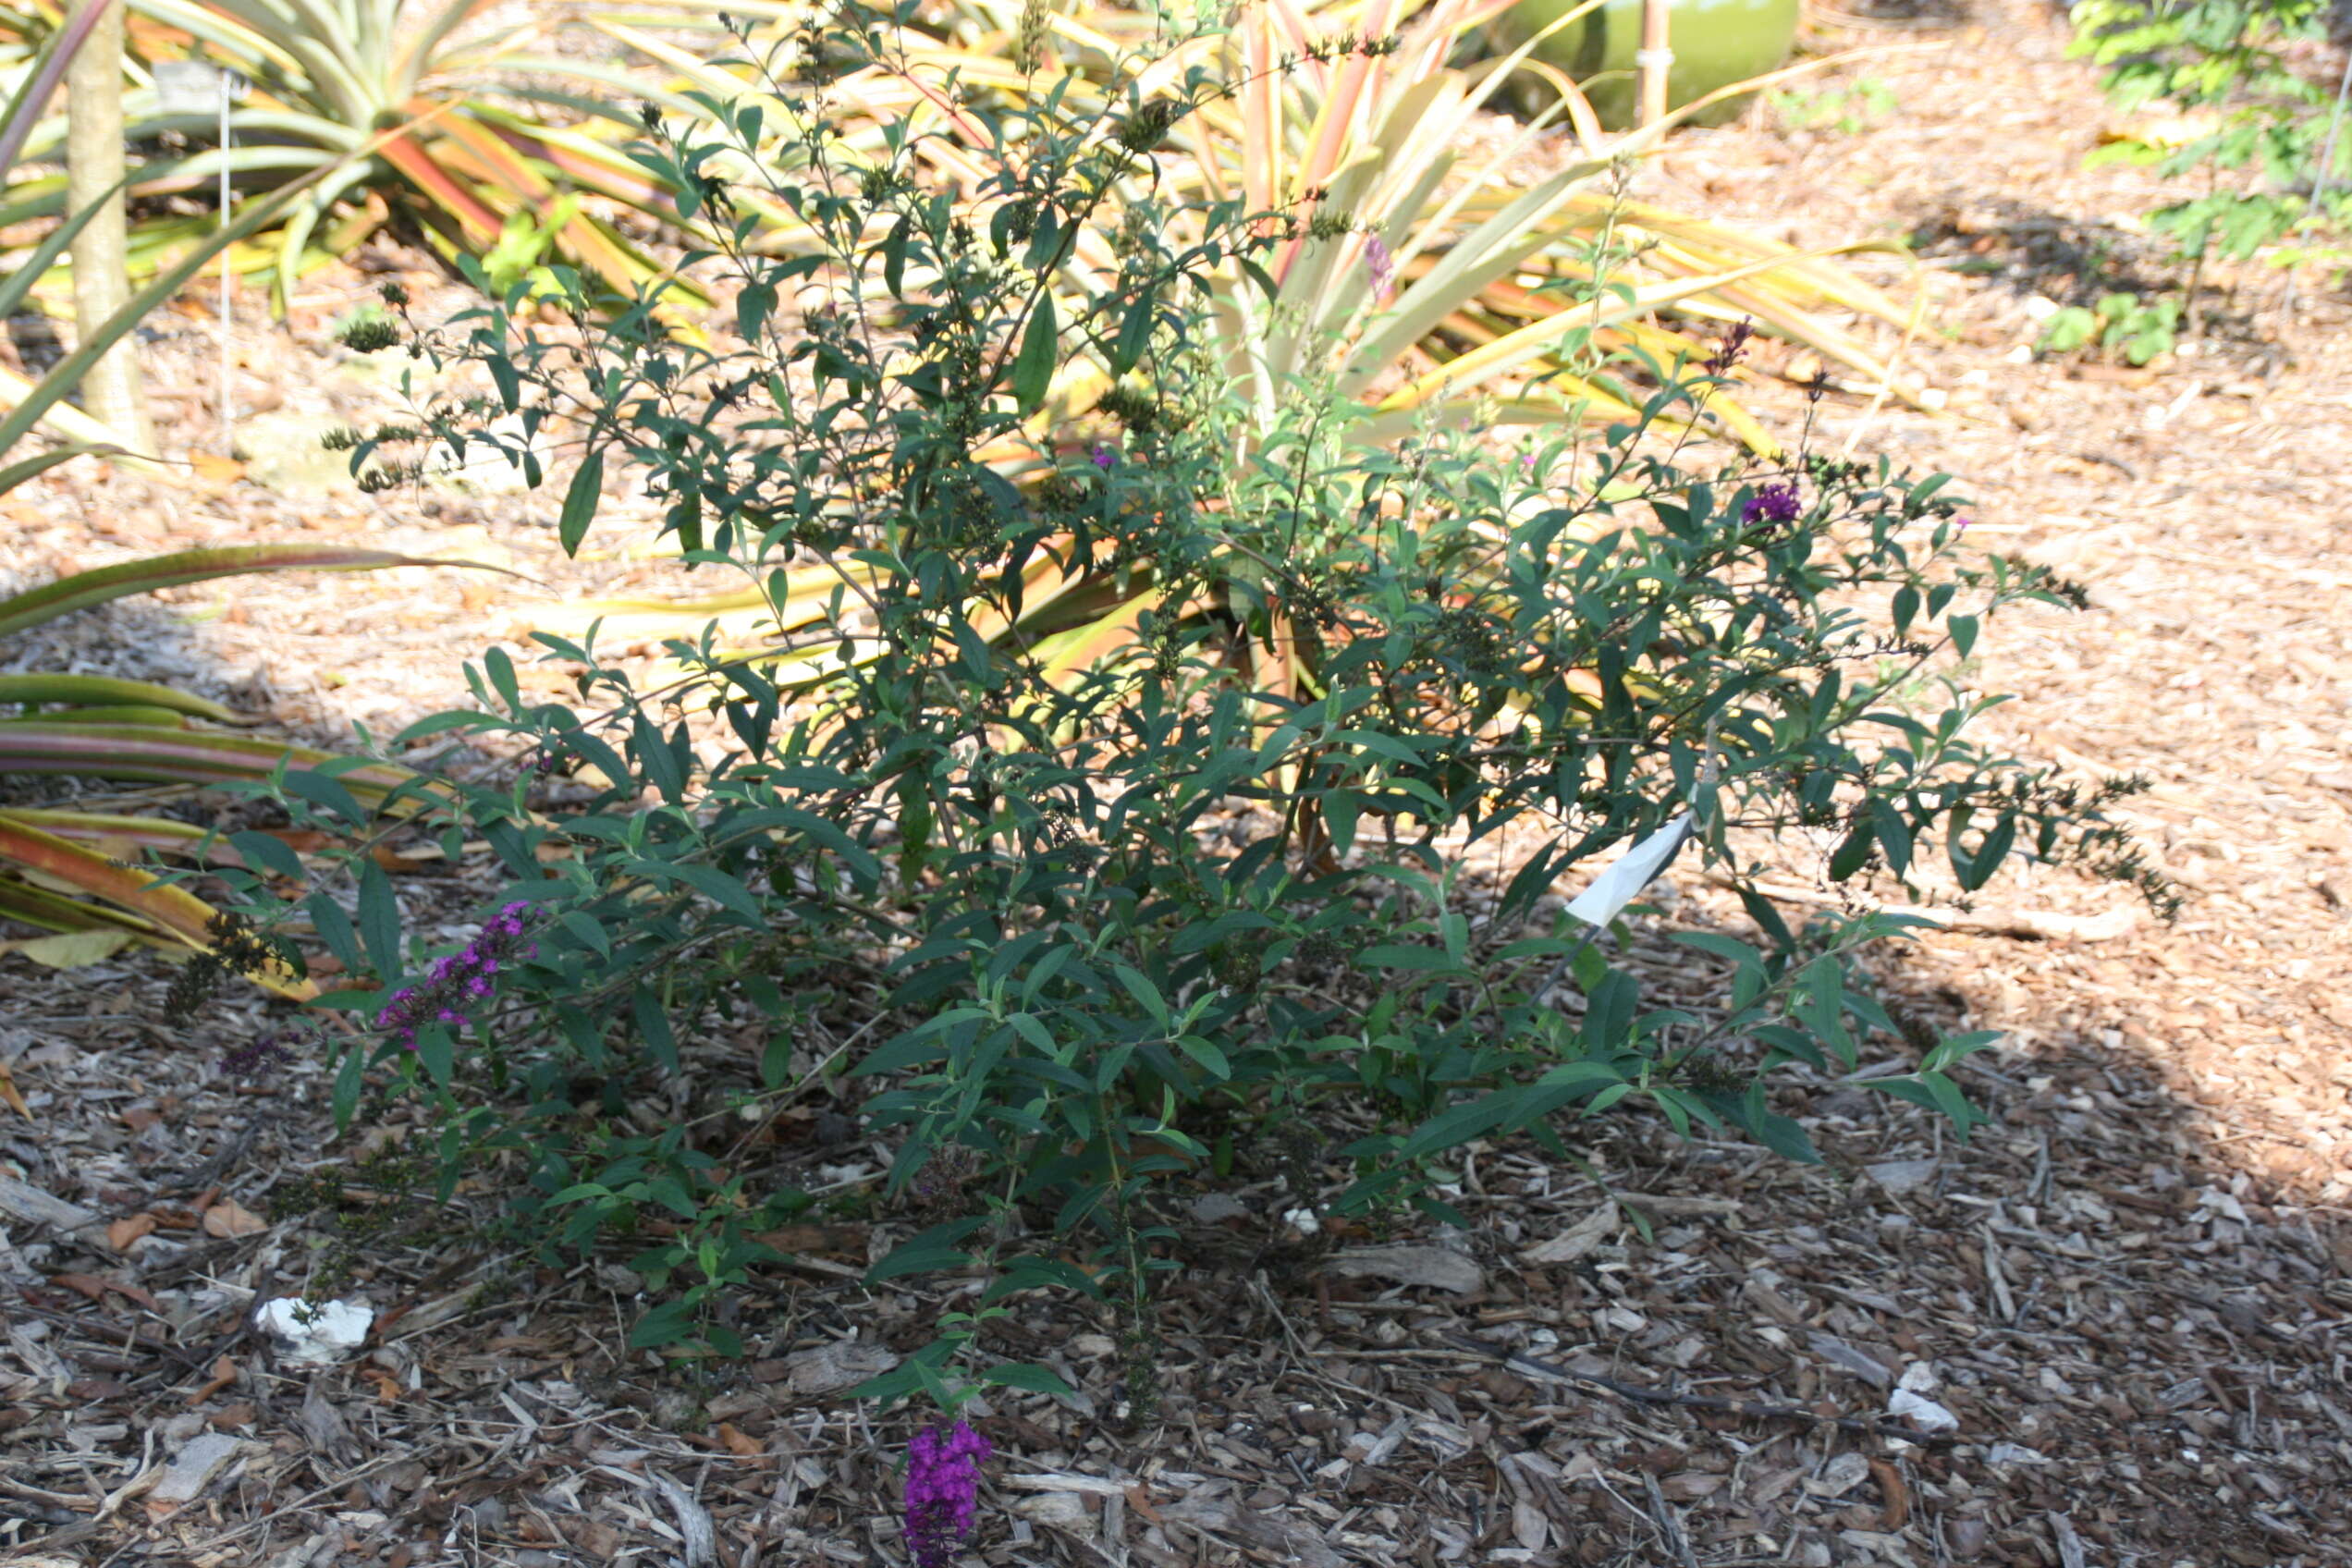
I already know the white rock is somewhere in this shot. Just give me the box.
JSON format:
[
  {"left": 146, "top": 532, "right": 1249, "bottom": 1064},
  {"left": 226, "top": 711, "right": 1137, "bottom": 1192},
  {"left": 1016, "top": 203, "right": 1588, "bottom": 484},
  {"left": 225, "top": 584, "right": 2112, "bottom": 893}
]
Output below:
[
  {"left": 2021, "top": 295, "right": 2063, "bottom": 323},
  {"left": 1888, "top": 1387, "right": 1960, "bottom": 1434},
  {"left": 256, "top": 1298, "right": 374, "bottom": 1365},
  {"left": 1867, "top": 1158, "right": 1939, "bottom": 1196}
]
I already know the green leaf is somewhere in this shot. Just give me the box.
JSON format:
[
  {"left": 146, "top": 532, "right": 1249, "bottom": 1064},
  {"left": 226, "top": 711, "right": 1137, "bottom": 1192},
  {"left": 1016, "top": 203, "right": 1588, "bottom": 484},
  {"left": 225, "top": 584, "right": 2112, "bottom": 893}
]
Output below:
[
  {"left": 1829, "top": 823, "right": 1874, "bottom": 882},
  {"left": 628, "top": 1299, "right": 697, "bottom": 1350},
  {"left": 331, "top": 1040, "right": 366, "bottom": 1132},
  {"left": 280, "top": 768, "right": 368, "bottom": 827},
  {"left": 982, "top": 1361, "right": 1077, "bottom": 1400},
  {"left": 633, "top": 985, "right": 678, "bottom": 1072},
  {"left": 1011, "top": 294, "right": 1058, "bottom": 414},
  {"left": 1356, "top": 944, "right": 1464, "bottom": 974},
  {"left": 560, "top": 449, "right": 604, "bottom": 557},
  {"left": 1110, "top": 962, "right": 1170, "bottom": 1026},
  {"left": 1111, "top": 292, "right": 1156, "bottom": 374},
  {"left": 357, "top": 859, "right": 402, "bottom": 980},
  {"left": 229, "top": 830, "right": 308, "bottom": 883}
]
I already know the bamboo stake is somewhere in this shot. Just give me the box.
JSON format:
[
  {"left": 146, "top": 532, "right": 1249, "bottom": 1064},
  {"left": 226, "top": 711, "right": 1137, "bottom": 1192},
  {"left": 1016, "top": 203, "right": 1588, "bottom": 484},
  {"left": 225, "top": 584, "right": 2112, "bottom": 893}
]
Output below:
[
  {"left": 64, "top": 0, "right": 153, "bottom": 456},
  {"left": 1635, "top": 0, "right": 1672, "bottom": 128}
]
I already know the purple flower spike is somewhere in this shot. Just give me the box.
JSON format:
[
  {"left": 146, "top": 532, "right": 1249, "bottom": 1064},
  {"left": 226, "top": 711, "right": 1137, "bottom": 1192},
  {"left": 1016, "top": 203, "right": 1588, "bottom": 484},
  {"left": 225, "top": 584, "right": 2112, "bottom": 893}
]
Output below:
[
  {"left": 1090, "top": 443, "right": 1117, "bottom": 470},
  {"left": 905, "top": 1419, "right": 991, "bottom": 1568},
  {"left": 1740, "top": 481, "right": 1802, "bottom": 528},
  {"left": 373, "top": 901, "right": 537, "bottom": 1051}
]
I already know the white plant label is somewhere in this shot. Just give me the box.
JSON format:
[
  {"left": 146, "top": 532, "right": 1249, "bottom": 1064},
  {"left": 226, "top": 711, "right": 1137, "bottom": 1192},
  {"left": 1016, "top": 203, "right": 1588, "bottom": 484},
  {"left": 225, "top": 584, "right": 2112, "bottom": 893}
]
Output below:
[{"left": 1564, "top": 812, "right": 1697, "bottom": 929}]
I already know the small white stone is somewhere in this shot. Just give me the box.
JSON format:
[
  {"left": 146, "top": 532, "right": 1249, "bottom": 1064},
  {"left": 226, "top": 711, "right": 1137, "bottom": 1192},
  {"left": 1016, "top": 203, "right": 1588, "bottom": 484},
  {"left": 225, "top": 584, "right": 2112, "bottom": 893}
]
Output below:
[
  {"left": 1889, "top": 1388, "right": 1960, "bottom": 1434},
  {"left": 256, "top": 1298, "right": 374, "bottom": 1366}
]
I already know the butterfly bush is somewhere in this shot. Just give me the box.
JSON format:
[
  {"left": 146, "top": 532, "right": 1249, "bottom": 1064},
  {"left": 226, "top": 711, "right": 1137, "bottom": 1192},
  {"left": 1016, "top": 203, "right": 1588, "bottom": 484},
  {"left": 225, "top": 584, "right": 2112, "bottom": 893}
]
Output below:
[
  {"left": 374, "top": 901, "right": 534, "bottom": 1048},
  {"left": 904, "top": 1420, "right": 991, "bottom": 1568}
]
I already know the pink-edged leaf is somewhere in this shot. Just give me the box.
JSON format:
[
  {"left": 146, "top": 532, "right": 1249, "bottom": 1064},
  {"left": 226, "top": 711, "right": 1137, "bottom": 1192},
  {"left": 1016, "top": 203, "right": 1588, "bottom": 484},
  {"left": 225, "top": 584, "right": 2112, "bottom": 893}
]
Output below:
[
  {"left": 0, "top": 817, "right": 314, "bottom": 998},
  {"left": 0, "top": 724, "right": 422, "bottom": 803},
  {"left": 0, "top": 673, "right": 239, "bottom": 722},
  {"left": 0, "top": 545, "right": 503, "bottom": 638}
]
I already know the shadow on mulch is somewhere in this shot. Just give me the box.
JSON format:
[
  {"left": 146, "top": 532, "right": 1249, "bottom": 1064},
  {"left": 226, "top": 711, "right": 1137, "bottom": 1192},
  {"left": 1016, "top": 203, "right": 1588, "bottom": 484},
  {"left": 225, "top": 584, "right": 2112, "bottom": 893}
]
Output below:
[{"left": 0, "top": 827, "right": 2344, "bottom": 1568}]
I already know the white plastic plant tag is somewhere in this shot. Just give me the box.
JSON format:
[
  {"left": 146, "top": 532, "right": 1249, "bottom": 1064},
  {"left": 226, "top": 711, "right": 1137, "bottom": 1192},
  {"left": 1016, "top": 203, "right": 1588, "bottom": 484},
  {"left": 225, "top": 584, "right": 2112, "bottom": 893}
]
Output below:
[
  {"left": 1564, "top": 813, "right": 1696, "bottom": 929},
  {"left": 153, "top": 60, "right": 248, "bottom": 115}
]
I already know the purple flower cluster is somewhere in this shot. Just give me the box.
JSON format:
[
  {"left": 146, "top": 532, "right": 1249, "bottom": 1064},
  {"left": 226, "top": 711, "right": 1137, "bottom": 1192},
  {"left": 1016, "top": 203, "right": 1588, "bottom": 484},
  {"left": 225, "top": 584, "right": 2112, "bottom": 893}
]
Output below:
[
  {"left": 1741, "top": 481, "right": 1802, "bottom": 528},
  {"left": 1364, "top": 232, "right": 1396, "bottom": 304},
  {"left": 904, "top": 1419, "right": 991, "bottom": 1568},
  {"left": 374, "top": 901, "right": 535, "bottom": 1049}
]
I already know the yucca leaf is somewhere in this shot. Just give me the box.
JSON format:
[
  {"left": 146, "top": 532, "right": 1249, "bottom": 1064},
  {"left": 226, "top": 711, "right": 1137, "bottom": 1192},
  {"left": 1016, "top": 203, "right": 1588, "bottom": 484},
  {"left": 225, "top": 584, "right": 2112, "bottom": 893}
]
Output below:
[
  {"left": 0, "top": 545, "right": 497, "bottom": 639},
  {"left": 0, "top": 806, "right": 217, "bottom": 862},
  {"left": 0, "top": 0, "right": 114, "bottom": 177},
  {"left": 0, "top": 815, "right": 314, "bottom": 998},
  {"left": 0, "top": 705, "right": 189, "bottom": 729},
  {"left": 0, "top": 872, "right": 190, "bottom": 947},
  {"left": 0, "top": 723, "right": 421, "bottom": 803},
  {"left": 0, "top": 674, "right": 237, "bottom": 720}
]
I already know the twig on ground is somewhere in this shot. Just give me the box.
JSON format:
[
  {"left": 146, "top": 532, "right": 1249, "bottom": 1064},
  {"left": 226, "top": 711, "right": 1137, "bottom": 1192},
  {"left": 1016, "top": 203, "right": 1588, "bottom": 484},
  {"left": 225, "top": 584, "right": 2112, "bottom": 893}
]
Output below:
[{"left": 1439, "top": 1332, "right": 1963, "bottom": 1445}]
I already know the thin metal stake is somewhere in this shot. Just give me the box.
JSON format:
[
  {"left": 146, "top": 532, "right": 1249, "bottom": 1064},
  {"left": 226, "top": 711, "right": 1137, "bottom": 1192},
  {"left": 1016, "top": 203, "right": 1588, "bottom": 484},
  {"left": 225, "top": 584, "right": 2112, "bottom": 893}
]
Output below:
[
  {"left": 2283, "top": 44, "right": 2352, "bottom": 325},
  {"left": 217, "top": 67, "right": 232, "bottom": 456}
]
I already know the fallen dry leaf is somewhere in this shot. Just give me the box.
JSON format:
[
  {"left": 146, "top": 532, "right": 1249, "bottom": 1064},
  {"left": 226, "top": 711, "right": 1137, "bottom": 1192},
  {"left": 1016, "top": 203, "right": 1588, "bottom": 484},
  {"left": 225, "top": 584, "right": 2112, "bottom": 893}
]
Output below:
[
  {"left": 361, "top": 1366, "right": 404, "bottom": 1402},
  {"left": 186, "top": 1354, "right": 239, "bottom": 1406},
  {"left": 1869, "top": 1456, "right": 1913, "bottom": 1530},
  {"left": 202, "top": 1198, "right": 267, "bottom": 1238},
  {"left": 106, "top": 1213, "right": 159, "bottom": 1253},
  {"left": 715, "top": 1421, "right": 763, "bottom": 1459},
  {"left": 51, "top": 1272, "right": 160, "bottom": 1312},
  {"left": 189, "top": 454, "right": 245, "bottom": 484},
  {"left": 51, "top": 1271, "right": 110, "bottom": 1304},
  {"left": 0, "top": 1059, "right": 27, "bottom": 1119}
]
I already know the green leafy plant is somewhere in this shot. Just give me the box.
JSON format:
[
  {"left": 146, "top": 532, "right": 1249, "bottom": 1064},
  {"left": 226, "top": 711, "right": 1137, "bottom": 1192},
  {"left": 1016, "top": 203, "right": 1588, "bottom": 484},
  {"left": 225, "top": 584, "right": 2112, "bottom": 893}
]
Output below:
[
  {"left": 0, "top": 546, "right": 470, "bottom": 989},
  {"left": 2071, "top": 0, "right": 2352, "bottom": 276},
  {"left": 609, "top": 0, "right": 1928, "bottom": 453},
  {"left": 265, "top": 6, "right": 2162, "bottom": 1385},
  {"left": 1770, "top": 75, "right": 1898, "bottom": 136},
  {"left": 0, "top": 0, "right": 712, "bottom": 309},
  {"left": 0, "top": 19, "right": 467, "bottom": 988},
  {"left": 2035, "top": 289, "right": 2182, "bottom": 364}
]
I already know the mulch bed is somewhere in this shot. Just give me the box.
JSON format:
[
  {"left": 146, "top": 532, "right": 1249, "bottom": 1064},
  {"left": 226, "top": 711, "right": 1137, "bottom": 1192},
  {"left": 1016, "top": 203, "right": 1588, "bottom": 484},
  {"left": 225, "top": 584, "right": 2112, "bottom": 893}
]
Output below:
[{"left": 4, "top": 0, "right": 2349, "bottom": 1563}]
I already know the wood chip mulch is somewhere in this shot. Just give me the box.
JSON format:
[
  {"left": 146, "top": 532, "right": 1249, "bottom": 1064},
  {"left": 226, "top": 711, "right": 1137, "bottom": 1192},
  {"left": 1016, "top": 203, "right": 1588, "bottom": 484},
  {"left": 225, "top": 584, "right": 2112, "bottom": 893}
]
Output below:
[{"left": 3, "top": 1, "right": 2348, "bottom": 1563}]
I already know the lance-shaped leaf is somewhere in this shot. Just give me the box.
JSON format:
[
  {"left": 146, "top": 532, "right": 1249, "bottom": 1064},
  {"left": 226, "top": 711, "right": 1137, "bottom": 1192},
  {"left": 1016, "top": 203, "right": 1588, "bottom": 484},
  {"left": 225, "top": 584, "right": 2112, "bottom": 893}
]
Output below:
[
  {"left": 0, "top": 674, "right": 239, "bottom": 722},
  {"left": 0, "top": 545, "right": 501, "bottom": 639},
  {"left": 0, "top": 806, "right": 223, "bottom": 864},
  {"left": 0, "top": 722, "right": 422, "bottom": 800},
  {"left": 0, "top": 815, "right": 313, "bottom": 998}
]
